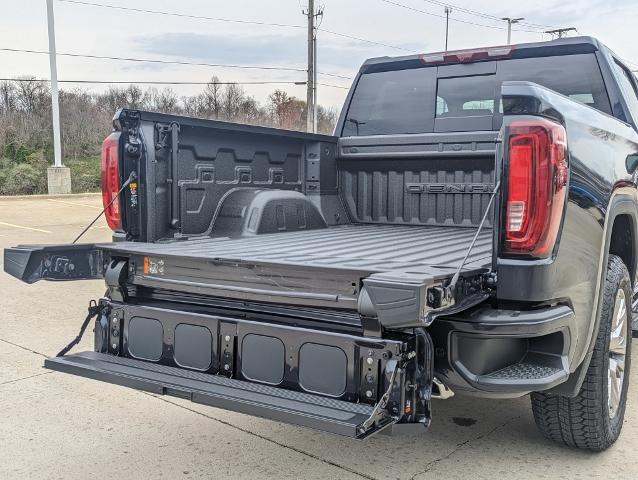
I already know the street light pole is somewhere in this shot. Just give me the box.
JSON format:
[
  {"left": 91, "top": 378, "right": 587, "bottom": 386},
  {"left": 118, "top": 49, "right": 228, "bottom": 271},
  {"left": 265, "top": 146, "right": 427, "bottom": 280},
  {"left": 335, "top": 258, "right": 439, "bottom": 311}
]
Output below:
[
  {"left": 46, "top": 0, "right": 62, "bottom": 168},
  {"left": 45, "top": 0, "right": 71, "bottom": 194},
  {"left": 501, "top": 17, "right": 524, "bottom": 45}
]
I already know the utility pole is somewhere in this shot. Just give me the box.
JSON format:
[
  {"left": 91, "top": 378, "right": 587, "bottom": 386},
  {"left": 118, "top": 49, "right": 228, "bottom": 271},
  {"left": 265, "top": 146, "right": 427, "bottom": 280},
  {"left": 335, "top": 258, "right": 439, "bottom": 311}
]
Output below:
[
  {"left": 501, "top": 17, "right": 524, "bottom": 45},
  {"left": 544, "top": 27, "right": 577, "bottom": 39},
  {"left": 313, "top": 6, "right": 323, "bottom": 133},
  {"left": 46, "top": 0, "right": 71, "bottom": 194},
  {"left": 306, "top": 0, "right": 315, "bottom": 133},
  {"left": 313, "top": 31, "right": 318, "bottom": 132},
  {"left": 444, "top": 7, "right": 451, "bottom": 51}
]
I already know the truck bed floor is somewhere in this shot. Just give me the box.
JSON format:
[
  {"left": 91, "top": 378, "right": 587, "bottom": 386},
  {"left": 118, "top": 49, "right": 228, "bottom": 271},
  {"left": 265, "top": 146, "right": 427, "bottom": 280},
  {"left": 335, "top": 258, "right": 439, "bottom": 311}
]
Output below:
[{"left": 105, "top": 224, "right": 491, "bottom": 273}]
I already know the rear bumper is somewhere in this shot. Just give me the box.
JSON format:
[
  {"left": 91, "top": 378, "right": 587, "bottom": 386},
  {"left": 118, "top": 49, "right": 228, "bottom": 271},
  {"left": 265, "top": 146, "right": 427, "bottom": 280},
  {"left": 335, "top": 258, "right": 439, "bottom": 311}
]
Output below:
[{"left": 431, "top": 304, "right": 576, "bottom": 397}]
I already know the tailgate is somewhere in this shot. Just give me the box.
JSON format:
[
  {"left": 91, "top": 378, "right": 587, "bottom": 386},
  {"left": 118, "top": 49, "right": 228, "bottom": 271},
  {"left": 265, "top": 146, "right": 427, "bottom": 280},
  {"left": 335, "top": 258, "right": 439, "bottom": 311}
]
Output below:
[
  {"left": 43, "top": 299, "right": 433, "bottom": 439},
  {"left": 4, "top": 238, "right": 492, "bottom": 329}
]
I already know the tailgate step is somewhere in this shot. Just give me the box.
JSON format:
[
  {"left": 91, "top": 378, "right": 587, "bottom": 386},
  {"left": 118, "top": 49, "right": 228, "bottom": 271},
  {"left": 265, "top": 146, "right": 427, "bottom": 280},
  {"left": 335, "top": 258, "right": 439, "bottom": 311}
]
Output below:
[{"left": 45, "top": 352, "right": 389, "bottom": 438}]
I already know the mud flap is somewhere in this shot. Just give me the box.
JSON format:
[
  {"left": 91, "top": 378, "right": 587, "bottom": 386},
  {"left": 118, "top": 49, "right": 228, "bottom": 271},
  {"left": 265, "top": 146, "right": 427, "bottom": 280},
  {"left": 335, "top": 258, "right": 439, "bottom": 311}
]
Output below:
[{"left": 3, "top": 244, "right": 105, "bottom": 283}]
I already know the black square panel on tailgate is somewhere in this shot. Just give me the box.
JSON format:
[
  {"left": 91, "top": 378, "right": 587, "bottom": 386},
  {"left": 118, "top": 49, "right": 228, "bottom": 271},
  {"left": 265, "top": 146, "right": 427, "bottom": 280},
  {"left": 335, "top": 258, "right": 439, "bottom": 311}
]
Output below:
[
  {"left": 241, "top": 334, "right": 285, "bottom": 384},
  {"left": 128, "top": 317, "right": 163, "bottom": 361},
  {"left": 174, "top": 324, "right": 213, "bottom": 371},
  {"left": 299, "top": 343, "right": 347, "bottom": 396}
]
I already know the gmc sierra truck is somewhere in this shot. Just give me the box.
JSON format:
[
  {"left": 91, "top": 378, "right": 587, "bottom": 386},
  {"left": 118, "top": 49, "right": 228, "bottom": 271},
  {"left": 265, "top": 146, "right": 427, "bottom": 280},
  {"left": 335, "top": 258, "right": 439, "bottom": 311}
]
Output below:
[{"left": 5, "top": 36, "right": 638, "bottom": 451}]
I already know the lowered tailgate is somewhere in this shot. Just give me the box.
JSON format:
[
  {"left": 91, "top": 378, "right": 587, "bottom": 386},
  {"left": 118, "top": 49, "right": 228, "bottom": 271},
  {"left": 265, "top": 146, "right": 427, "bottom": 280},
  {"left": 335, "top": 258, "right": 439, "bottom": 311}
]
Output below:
[{"left": 4, "top": 223, "right": 492, "bottom": 329}]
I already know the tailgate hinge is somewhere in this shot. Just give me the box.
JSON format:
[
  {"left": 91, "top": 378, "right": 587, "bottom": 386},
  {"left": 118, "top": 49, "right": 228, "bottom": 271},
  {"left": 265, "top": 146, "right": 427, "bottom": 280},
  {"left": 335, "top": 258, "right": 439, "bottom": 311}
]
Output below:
[
  {"left": 105, "top": 260, "right": 128, "bottom": 302},
  {"left": 358, "top": 351, "right": 416, "bottom": 436}
]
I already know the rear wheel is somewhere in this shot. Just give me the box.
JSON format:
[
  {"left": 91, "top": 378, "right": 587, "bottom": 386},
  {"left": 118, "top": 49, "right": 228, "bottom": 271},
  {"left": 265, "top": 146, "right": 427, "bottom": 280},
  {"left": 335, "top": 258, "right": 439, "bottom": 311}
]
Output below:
[{"left": 531, "top": 254, "right": 632, "bottom": 451}]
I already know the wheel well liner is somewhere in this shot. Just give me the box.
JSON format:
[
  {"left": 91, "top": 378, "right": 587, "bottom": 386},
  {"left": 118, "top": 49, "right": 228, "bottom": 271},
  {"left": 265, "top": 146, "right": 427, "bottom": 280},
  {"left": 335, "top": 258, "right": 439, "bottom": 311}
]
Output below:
[{"left": 609, "top": 213, "right": 636, "bottom": 285}]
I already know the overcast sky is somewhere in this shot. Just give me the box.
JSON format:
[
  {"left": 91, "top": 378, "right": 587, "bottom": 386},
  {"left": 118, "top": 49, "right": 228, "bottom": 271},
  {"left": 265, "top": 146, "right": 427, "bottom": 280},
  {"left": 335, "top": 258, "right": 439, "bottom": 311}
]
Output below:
[{"left": 2, "top": 0, "right": 637, "bottom": 110}]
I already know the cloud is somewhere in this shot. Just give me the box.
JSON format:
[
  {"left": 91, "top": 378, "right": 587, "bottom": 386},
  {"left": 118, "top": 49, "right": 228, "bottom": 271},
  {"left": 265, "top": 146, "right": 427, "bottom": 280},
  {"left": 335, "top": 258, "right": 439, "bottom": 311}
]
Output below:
[
  {"left": 135, "top": 32, "right": 307, "bottom": 66},
  {"left": 133, "top": 31, "right": 420, "bottom": 75}
]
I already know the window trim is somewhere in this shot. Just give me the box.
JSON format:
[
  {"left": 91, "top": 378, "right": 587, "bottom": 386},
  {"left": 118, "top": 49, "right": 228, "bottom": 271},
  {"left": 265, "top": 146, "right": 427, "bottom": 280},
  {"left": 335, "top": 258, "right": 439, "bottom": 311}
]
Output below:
[{"left": 612, "top": 58, "right": 638, "bottom": 128}]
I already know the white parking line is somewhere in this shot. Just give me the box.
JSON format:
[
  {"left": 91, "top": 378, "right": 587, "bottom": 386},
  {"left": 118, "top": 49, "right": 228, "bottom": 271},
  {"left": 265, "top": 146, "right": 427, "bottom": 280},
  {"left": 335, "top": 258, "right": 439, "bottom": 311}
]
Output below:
[
  {"left": 0, "top": 221, "right": 52, "bottom": 234},
  {"left": 47, "top": 199, "right": 102, "bottom": 210}
]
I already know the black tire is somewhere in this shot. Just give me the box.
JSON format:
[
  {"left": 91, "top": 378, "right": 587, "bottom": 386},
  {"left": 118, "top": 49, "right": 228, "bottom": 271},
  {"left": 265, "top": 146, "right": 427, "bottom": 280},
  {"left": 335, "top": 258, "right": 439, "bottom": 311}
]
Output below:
[{"left": 531, "top": 254, "right": 632, "bottom": 451}]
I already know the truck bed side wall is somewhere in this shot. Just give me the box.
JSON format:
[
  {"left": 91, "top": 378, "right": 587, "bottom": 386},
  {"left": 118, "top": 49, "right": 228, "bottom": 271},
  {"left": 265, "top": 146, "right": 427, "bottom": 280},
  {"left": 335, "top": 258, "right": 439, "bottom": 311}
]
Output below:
[
  {"left": 129, "top": 114, "right": 338, "bottom": 241},
  {"left": 128, "top": 112, "right": 499, "bottom": 242}
]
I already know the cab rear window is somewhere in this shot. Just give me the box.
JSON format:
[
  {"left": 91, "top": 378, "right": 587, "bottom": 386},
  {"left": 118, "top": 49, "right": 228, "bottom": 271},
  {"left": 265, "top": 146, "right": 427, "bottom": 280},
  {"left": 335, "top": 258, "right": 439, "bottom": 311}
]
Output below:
[{"left": 342, "top": 53, "right": 611, "bottom": 136}]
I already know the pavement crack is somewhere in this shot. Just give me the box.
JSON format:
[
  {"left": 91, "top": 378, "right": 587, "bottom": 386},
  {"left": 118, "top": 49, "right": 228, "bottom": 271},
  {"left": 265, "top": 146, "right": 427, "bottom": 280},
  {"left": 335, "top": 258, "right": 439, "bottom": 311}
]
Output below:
[
  {"left": 0, "top": 338, "right": 48, "bottom": 357},
  {"left": 408, "top": 414, "right": 523, "bottom": 480},
  {"left": 144, "top": 393, "right": 380, "bottom": 480},
  {"left": 0, "top": 371, "right": 53, "bottom": 387}
]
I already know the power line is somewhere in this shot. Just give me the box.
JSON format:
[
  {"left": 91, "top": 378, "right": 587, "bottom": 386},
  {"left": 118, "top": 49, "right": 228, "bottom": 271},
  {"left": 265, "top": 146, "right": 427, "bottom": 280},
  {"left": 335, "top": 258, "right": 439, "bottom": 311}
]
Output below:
[
  {"left": 58, "top": 0, "right": 407, "bottom": 52},
  {"left": 317, "top": 82, "right": 349, "bottom": 90},
  {"left": 0, "top": 77, "right": 351, "bottom": 89},
  {"left": 317, "top": 28, "right": 410, "bottom": 52},
  {"left": 0, "top": 47, "right": 353, "bottom": 80},
  {"left": 0, "top": 78, "right": 309, "bottom": 86},
  {"left": 381, "top": 0, "right": 544, "bottom": 33},
  {"left": 417, "top": 0, "right": 555, "bottom": 30},
  {"left": 57, "top": 0, "right": 304, "bottom": 29}
]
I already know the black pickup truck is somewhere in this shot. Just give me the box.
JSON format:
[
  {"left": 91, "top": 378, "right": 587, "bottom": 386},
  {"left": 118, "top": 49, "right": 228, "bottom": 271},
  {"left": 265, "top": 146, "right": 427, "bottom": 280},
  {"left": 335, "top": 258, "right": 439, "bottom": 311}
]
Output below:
[{"left": 5, "top": 36, "right": 638, "bottom": 451}]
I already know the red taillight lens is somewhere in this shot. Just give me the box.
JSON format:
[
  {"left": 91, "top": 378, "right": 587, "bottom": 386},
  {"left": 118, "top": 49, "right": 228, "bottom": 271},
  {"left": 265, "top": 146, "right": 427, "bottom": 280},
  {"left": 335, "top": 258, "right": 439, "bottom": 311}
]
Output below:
[
  {"left": 101, "top": 132, "right": 122, "bottom": 231},
  {"left": 504, "top": 118, "right": 568, "bottom": 257},
  {"left": 420, "top": 46, "right": 513, "bottom": 65}
]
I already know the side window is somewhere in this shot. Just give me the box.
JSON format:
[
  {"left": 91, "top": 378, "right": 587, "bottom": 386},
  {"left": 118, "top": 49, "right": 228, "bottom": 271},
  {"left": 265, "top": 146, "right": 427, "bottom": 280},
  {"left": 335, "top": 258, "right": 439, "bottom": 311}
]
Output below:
[
  {"left": 612, "top": 59, "right": 638, "bottom": 124},
  {"left": 436, "top": 96, "right": 448, "bottom": 115}
]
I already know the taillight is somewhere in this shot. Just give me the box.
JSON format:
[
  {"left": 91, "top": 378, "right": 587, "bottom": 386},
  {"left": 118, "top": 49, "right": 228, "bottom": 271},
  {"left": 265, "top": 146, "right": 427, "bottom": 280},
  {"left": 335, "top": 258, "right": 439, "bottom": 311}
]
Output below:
[
  {"left": 101, "top": 132, "right": 122, "bottom": 231},
  {"left": 504, "top": 118, "right": 568, "bottom": 257}
]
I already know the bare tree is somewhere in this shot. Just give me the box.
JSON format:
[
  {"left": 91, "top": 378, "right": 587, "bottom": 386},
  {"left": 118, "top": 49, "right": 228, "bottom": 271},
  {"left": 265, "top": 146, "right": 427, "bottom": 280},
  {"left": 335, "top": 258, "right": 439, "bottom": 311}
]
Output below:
[
  {"left": 316, "top": 105, "right": 338, "bottom": 135},
  {"left": 0, "top": 81, "right": 17, "bottom": 113},
  {"left": 0, "top": 77, "right": 338, "bottom": 165},
  {"left": 268, "top": 90, "right": 305, "bottom": 130},
  {"left": 14, "top": 77, "right": 49, "bottom": 114},
  {"left": 201, "top": 76, "right": 223, "bottom": 119},
  {"left": 221, "top": 83, "right": 246, "bottom": 121},
  {"left": 143, "top": 87, "right": 180, "bottom": 113},
  {"left": 125, "top": 85, "right": 144, "bottom": 109}
]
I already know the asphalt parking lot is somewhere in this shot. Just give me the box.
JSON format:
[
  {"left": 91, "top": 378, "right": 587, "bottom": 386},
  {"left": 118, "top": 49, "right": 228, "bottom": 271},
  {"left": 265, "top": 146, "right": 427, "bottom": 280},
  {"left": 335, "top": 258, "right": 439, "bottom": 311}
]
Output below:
[{"left": 1, "top": 194, "right": 637, "bottom": 479}]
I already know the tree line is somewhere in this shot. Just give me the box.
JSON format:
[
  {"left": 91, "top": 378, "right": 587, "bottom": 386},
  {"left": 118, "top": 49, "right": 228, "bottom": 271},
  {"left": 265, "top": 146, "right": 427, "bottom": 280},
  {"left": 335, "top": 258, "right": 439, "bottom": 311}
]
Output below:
[{"left": 0, "top": 76, "right": 338, "bottom": 194}]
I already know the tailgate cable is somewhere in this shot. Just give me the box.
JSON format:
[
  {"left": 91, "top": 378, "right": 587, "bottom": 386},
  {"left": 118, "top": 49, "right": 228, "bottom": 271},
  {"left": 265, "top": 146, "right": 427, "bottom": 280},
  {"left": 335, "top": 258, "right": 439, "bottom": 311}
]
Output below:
[
  {"left": 72, "top": 171, "right": 137, "bottom": 244},
  {"left": 448, "top": 181, "right": 500, "bottom": 293},
  {"left": 56, "top": 300, "right": 103, "bottom": 357}
]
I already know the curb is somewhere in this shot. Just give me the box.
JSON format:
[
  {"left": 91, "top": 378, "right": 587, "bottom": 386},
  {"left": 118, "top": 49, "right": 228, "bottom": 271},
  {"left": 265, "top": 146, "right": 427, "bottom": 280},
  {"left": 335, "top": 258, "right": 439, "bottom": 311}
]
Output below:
[{"left": 0, "top": 192, "right": 101, "bottom": 200}]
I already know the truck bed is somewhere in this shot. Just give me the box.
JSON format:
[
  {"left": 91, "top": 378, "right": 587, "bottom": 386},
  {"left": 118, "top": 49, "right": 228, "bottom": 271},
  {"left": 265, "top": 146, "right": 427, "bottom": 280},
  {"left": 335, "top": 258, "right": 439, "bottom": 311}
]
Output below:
[{"left": 104, "top": 224, "right": 492, "bottom": 274}]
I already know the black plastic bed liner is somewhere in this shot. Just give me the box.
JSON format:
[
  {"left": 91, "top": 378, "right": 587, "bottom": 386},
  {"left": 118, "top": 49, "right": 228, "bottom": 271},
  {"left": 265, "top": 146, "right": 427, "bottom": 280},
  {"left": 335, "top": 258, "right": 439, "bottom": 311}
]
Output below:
[{"left": 103, "top": 224, "right": 492, "bottom": 273}]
